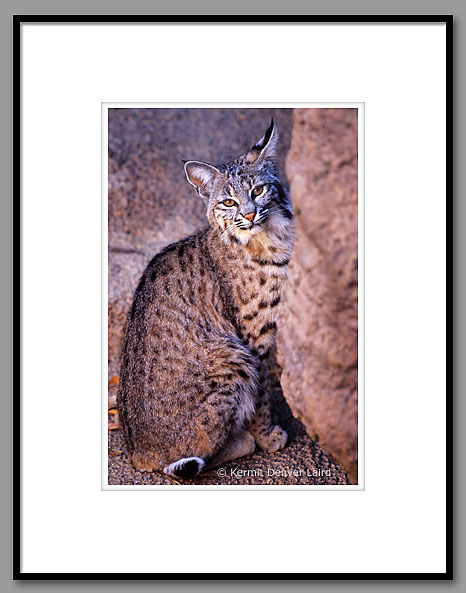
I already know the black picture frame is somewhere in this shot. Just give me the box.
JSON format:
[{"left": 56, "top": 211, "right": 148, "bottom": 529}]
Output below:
[{"left": 13, "top": 14, "right": 453, "bottom": 581}]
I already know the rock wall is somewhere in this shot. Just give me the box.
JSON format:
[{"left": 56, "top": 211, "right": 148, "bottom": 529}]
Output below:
[
  {"left": 277, "top": 108, "right": 358, "bottom": 483},
  {"left": 108, "top": 108, "right": 293, "bottom": 378}
]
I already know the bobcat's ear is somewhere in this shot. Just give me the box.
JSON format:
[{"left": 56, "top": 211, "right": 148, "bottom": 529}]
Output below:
[
  {"left": 184, "top": 160, "right": 222, "bottom": 197},
  {"left": 247, "top": 119, "right": 278, "bottom": 164}
]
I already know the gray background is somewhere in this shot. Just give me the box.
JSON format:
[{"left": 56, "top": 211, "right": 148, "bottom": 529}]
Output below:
[{"left": 1, "top": 0, "right": 462, "bottom": 590}]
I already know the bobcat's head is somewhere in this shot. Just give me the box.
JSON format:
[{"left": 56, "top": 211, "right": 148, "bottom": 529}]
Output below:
[{"left": 184, "top": 120, "right": 293, "bottom": 246}]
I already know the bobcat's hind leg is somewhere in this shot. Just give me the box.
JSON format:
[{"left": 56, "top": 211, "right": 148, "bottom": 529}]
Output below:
[
  {"left": 208, "top": 430, "right": 256, "bottom": 468},
  {"left": 131, "top": 449, "right": 163, "bottom": 472}
]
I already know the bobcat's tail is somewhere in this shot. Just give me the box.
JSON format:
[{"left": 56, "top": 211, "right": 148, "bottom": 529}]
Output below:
[{"left": 163, "top": 457, "right": 205, "bottom": 479}]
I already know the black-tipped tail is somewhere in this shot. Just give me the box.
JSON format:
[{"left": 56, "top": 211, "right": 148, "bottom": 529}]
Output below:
[{"left": 163, "top": 456, "right": 205, "bottom": 478}]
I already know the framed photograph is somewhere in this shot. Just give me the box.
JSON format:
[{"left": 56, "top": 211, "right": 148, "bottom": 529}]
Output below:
[
  {"left": 15, "top": 15, "right": 452, "bottom": 579},
  {"left": 105, "top": 103, "right": 361, "bottom": 491}
]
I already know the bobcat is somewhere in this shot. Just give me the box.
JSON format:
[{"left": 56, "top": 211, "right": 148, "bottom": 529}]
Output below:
[{"left": 117, "top": 120, "right": 294, "bottom": 478}]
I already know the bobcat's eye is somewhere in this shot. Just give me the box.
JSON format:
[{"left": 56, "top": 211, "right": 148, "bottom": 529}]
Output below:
[
  {"left": 222, "top": 199, "right": 236, "bottom": 207},
  {"left": 251, "top": 186, "right": 264, "bottom": 198}
]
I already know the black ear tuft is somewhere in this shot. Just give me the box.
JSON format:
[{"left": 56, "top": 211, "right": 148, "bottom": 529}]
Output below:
[
  {"left": 252, "top": 118, "right": 275, "bottom": 151},
  {"left": 181, "top": 159, "right": 188, "bottom": 165},
  {"left": 267, "top": 117, "right": 275, "bottom": 137},
  {"left": 246, "top": 119, "right": 278, "bottom": 164}
]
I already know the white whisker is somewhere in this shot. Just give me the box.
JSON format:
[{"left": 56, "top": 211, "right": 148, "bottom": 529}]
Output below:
[{"left": 218, "top": 221, "right": 241, "bottom": 240}]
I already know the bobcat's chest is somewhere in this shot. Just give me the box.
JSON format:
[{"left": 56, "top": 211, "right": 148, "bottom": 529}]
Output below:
[{"left": 227, "top": 257, "right": 287, "bottom": 354}]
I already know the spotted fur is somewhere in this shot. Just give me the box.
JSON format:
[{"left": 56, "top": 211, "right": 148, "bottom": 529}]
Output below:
[{"left": 117, "top": 120, "right": 294, "bottom": 475}]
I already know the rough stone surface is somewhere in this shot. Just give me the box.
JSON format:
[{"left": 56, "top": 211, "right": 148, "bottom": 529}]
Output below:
[{"left": 277, "top": 108, "right": 358, "bottom": 484}]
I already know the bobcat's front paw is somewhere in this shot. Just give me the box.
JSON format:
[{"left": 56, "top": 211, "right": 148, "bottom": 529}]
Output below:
[{"left": 256, "top": 425, "right": 288, "bottom": 453}]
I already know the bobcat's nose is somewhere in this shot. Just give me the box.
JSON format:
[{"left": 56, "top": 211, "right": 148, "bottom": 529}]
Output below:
[{"left": 243, "top": 212, "right": 255, "bottom": 223}]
